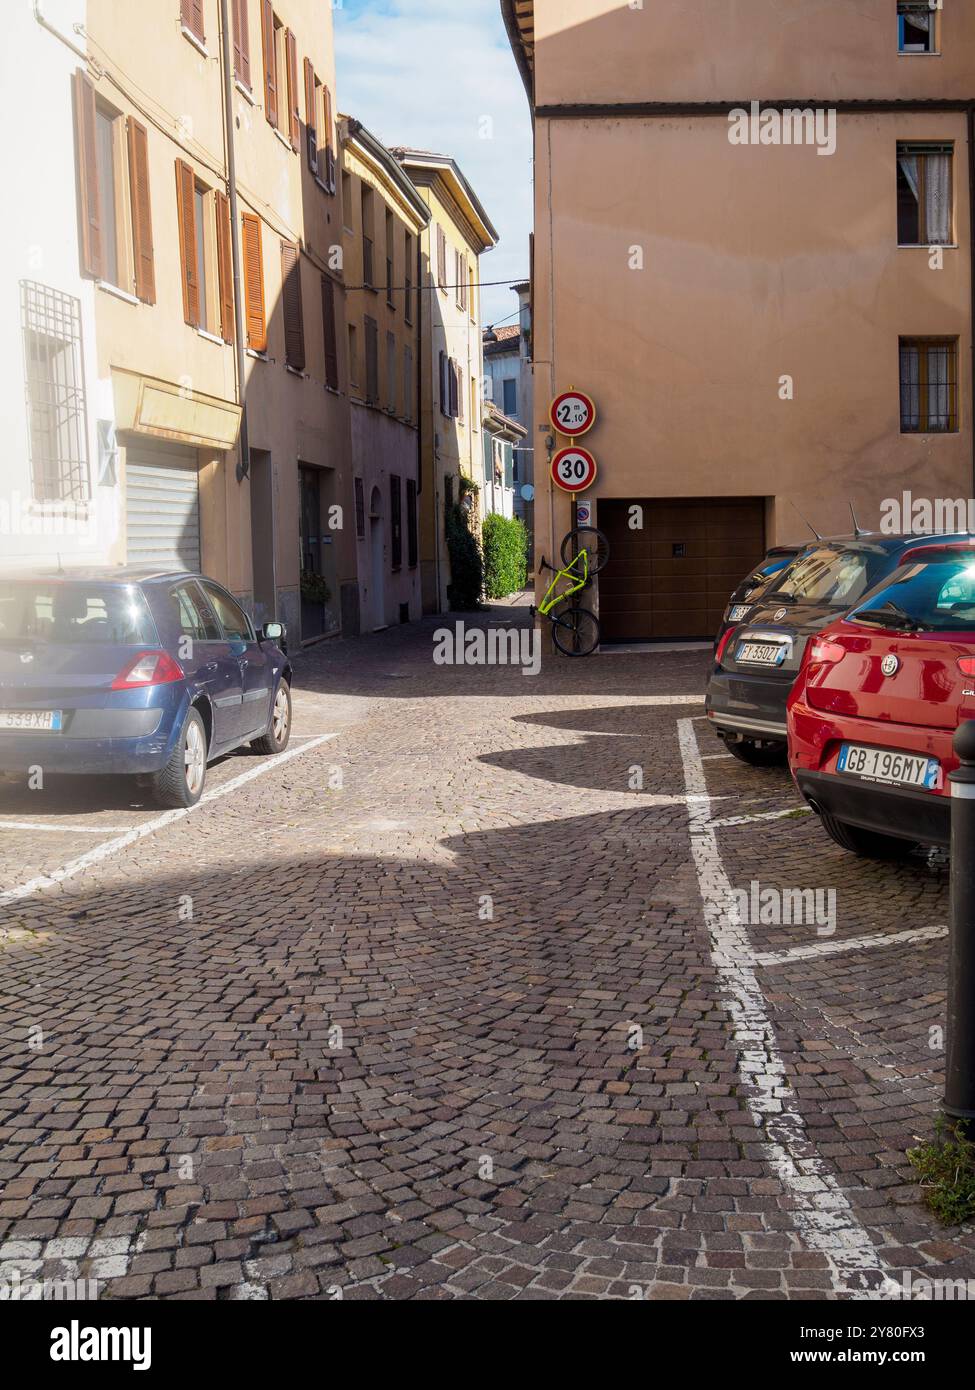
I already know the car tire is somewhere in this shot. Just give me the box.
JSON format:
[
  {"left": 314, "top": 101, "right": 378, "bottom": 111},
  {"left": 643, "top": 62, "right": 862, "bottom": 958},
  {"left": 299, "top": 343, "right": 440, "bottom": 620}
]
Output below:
[
  {"left": 148, "top": 708, "right": 208, "bottom": 809},
  {"left": 251, "top": 680, "right": 292, "bottom": 755},
  {"left": 819, "top": 810, "right": 917, "bottom": 860},
  {"left": 724, "top": 738, "right": 787, "bottom": 767}
]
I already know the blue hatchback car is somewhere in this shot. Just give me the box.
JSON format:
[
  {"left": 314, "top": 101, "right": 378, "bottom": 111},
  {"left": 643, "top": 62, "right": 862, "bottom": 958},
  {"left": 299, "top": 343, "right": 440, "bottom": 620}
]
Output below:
[{"left": 0, "top": 569, "right": 293, "bottom": 807}]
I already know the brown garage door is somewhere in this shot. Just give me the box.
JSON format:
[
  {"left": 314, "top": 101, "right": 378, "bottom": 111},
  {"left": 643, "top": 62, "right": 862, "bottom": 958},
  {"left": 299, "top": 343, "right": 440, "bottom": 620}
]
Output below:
[{"left": 597, "top": 498, "right": 766, "bottom": 642}]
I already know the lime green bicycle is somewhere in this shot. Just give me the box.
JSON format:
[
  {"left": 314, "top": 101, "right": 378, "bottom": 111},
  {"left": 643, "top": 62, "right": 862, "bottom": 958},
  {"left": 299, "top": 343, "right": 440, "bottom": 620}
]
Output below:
[{"left": 530, "top": 526, "right": 610, "bottom": 657}]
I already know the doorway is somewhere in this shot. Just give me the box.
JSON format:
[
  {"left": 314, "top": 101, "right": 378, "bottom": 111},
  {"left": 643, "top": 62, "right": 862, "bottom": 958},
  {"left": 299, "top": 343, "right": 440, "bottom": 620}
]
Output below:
[
  {"left": 299, "top": 465, "right": 327, "bottom": 640},
  {"left": 369, "top": 485, "right": 386, "bottom": 630}
]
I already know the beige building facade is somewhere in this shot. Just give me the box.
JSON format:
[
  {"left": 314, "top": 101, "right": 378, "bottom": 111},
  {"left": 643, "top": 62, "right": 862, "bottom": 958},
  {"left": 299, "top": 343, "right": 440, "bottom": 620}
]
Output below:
[
  {"left": 72, "top": 0, "right": 354, "bottom": 642},
  {"left": 340, "top": 119, "right": 429, "bottom": 631},
  {"left": 503, "top": 0, "right": 975, "bottom": 641},
  {"left": 392, "top": 150, "right": 498, "bottom": 613}
]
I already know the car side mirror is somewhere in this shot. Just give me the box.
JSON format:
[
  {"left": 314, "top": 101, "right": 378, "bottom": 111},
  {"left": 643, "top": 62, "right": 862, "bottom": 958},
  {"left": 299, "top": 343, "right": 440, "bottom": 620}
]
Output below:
[{"left": 261, "top": 621, "right": 285, "bottom": 645}]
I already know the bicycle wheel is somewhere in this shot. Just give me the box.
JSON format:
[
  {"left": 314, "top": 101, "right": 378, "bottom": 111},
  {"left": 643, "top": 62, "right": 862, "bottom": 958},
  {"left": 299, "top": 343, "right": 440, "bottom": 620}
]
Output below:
[
  {"left": 551, "top": 606, "right": 600, "bottom": 657},
  {"left": 561, "top": 527, "right": 610, "bottom": 575}
]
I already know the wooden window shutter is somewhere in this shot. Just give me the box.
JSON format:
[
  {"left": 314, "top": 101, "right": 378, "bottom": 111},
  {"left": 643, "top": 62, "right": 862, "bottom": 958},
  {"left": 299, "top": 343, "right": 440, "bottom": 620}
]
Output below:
[
  {"left": 303, "top": 58, "right": 318, "bottom": 175},
  {"left": 126, "top": 119, "right": 155, "bottom": 303},
  {"left": 323, "top": 84, "right": 333, "bottom": 152},
  {"left": 242, "top": 212, "right": 266, "bottom": 351},
  {"left": 260, "top": 0, "right": 277, "bottom": 128},
  {"left": 456, "top": 362, "right": 464, "bottom": 421},
  {"left": 323, "top": 86, "right": 335, "bottom": 190},
  {"left": 448, "top": 358, "right": 458, "bottom": 417},
  {"left": 181, "top": 0, "right": 205, "bottom": 42},
  {"left": 215, "top": 190, "right": 235, "bottom": 344},
  {"left": 321, "top": 274, "right": 338, "bottom": 390},
  {"left": 285, "top": 30, "right": 300, "bottom": 150},
  {"left": 281, "top": 241, "right": 305, "bottom": 371},
  {"left": 436, "top": 225, "right": 445, "bottom": 287},
  {"left": 175, "top": 159, "right": 199, "bottom": 326},
  {"left": 72, "top": 69, "right": 102, "bottom": 280},
  {"left": 439, "top": 351, "right": 447, "bottom": 415},
  {"left": 232, "top": 0, "right": 251, "bottom": 87}
]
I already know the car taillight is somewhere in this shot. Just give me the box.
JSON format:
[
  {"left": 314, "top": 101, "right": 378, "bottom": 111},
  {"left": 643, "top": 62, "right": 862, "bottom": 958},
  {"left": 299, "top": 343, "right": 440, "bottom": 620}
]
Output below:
[
  {"left": 715, "top": 626, "right": 737, "bottom": 664},
  {"left": 809, "top": 638, "right": 845, "bottom": 666},
  {"left": 111, "top": 651, "right": 184, "bottom": 690},
  {"left": 958, "top": 658, "right": 975, "bottom": 676}
]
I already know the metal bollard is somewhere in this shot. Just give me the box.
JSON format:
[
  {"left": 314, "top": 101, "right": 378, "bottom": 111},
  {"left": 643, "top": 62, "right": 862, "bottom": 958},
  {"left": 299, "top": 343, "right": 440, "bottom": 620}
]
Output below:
[{"left": 945, "top": 720, "right": 975, "bottom": 1120}]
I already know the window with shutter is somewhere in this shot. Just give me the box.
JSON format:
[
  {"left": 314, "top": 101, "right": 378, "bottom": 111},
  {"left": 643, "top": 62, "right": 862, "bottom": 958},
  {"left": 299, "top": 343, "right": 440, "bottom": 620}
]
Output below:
[
  {"left": 175, "top": 159, "right": 200, "bottom": 326},
  {"left": 406, "top": 479, "right": 417, "bottom": 568},
  {"left": 73, "top": 70, "right": 102, "bottom": 281},
  {"left": 390, "top": 475, "right": 402, "bottom": 570},
  {"left": 436, "top": 225, "right": 446, "bottom": 288},
  {"left": 126, "top": 119, "right": 155, "bottom": 304},
  {"left": 456, "top": 361, "right": 464, "bottom": 422},
  {"left": 365, "top": 316, "right": 379, "bottom": 404},
  {"left": 448, "top": 358, "right": 458, "bottom": 418},
  {"left": 242, "top": 212, "right": 267, "bottom": 351},
  {"left": 181, "top": 0, "right": 205, "bottom": 44},
  {"left": 232, "top": 0, "right": 251, "bottom": 87},
  {"left": 260, "top": 0, "right": 278, "bottom": 129},
  {"left": 281, "top": 241, "right": 305, "bottom": 371},
  {"left": 321, "top": 274, "right": 338, "bottom": 390},
  {"left": 439, "top": 351, "right": 448, "bottom": 416},
  {"left": 215, "top": 191, "right": 234, "bottom": 344},
  {"left": 354, "top": 477, "right": 365, "bottom": 539},
  {"left": 323, "top": 86, "right": 335, "bottom": 191},
  {"left": 285, "top": 30, "right": 300, "bottom": 150},
  {"left": 304, "top": 58, "right": 318, "bottom": 175}
]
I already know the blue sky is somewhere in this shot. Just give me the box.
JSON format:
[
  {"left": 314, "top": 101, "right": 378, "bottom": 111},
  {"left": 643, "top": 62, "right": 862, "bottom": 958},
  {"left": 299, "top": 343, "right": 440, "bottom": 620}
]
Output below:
[{"left": 334, "top": 0, "right": 533, "bottom": 327}]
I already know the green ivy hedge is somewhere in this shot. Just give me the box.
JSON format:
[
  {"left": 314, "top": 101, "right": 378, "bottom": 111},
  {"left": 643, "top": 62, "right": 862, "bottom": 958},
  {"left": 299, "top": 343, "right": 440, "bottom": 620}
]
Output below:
[
  {"left": 445, "top": 496, "right": 485, "bottom": 611},
  {"left": 482, "top": 513, "right": 529, "bottom": 599}
]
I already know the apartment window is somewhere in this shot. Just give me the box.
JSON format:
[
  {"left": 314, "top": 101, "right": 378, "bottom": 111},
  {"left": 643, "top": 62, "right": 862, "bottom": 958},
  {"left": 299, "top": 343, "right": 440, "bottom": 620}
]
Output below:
[
  {"left": 362, "top": 186, "right": 375, "bottom": 287},
  {"left": 175, "top": 164, "right": 233, "bottom": 341},
  {"left": 321, "top": 274, "right": 339, "bottom": 390},
  {"left": 436, "top": 224, "right": 446, "bottom": 289},
  {"left": 406, "top": 478, "right": 417, "bottom": 568},
  {"left": 304, "top": 59, "right": 319, "bottom": 175},
  {"left": 260, "top": 4, "right": 296, "bottom": 145},
  {"left": 897, "top": 143, "right": 952, "bottom": 245},
  {"left": 281, "top": 241, "right": 305, "bottom": 371},
  {"left": 390, "top": 474, "right": 402, "bottom": 570},
  {"left": 95, "top": 108, "right": 121, "bottom": 287},
  {"left": 354, "top": 477, "right": 366, "bottom": 539},
  {"left": 181, "top": 0, "right": 205, "bottom": 45},
  {"left": 900, "top": 338, "right": 958, "bottom": 433},
  {"left": 404, "top": 346, "right": 413, "bottom": 422},
  {"left": 193, "top": 185, "right": 209, "bottom": 332},
  {"left": 404, "top": 232, "right": 414, "bottom": 323},
  {"left": 260, "top": 3, "right": 279, "bottom": 128},
  {"left": 439, "top": 351, "right": 448, "bottom": 416},
  {"left": 898, "top": 2, "right": 937, "bottom": 53},
  {"left": 471, "top": 375, "right": 478, "bottom": 428},
  {"left": 365, "top": 315, "right": 379, "bottom": 403},
  {"left": 469, "top": 263, "right": 476, "bottom": 321},
  {"left": 386, "top": 209, "right": 395, "bottom": 308},
  {"left": 342, "top": 170, "right": 352, "bottom": 228},
  {"left": 502, "top": 378, "right": 518, "bottom": 418},
  {"left": 456, "top": 360, "right": 464, "bottom": 423},
  {"left": 20, "top": 281, "right": 90, "bottom": 505},
  {"left": 232, "top": 0, "right": 251, "bottom": 86},
  {"left": 386, "top": 330, "right": 396, "bottom": 412},
  {"left": 348, "top": 323, "right": 358, "bottom": 387},
  {"left": 242, "top": 212, "right": 266, "bottom": 351}
]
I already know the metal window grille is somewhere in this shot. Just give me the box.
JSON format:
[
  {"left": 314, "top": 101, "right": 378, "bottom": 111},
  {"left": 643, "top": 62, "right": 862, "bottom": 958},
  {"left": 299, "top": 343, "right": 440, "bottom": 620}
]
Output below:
[
  {"left": 20, "top": 280, "right": 90, "bottom": 504},
  {"left": 900, "top": 339, "right": 958, "bottom": 433}
]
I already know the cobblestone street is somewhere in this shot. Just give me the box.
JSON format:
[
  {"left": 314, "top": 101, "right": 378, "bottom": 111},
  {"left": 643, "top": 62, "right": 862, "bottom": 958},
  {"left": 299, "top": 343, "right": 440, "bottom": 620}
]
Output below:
[{"left": 0, "top": 605, "right": 970, "bottom": 1301}]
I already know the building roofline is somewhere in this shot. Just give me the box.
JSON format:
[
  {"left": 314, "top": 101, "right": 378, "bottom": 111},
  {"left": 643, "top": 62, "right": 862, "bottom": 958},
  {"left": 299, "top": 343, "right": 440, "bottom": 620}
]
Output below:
[
  {"left": 500, "top": 0, "right": 534, "bottom": 105},
  {"left": 483, "top": 400, "right": 528, "bottom": 439},
  {"left": 340, "top": 118, "right": 432, "bottom": 226},
  {"left": 391, "top": 148, "right": 499, "bottom": 250}
]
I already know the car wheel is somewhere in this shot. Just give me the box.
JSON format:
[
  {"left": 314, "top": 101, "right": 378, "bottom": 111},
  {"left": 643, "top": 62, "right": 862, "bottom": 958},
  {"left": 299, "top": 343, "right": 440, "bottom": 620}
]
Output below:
[
  {"left": 819, "top": 810, "right": 917, "bottom": 860},
  {"left": 148, "top": 708, "right": 207, "bottom": 809},
  {"left": 251, "top": 680, "right": 292, "bottom": 755},
  {"left": 724, "top": 738, "right": 787, "bottom": 767}
]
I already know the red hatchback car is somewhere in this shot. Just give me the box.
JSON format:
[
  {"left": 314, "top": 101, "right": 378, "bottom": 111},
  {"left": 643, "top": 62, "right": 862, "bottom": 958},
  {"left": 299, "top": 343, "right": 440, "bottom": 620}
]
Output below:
[{"left": 787, "top": 541, "right": 975, "bottom": 857}]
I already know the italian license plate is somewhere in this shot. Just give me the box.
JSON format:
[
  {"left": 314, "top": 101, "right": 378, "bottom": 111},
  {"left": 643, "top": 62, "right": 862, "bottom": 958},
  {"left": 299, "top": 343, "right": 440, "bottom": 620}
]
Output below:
[
  {"left": 0, "top": 710, "right": 63, "bottom": 732},
  {"left": 837, "top": 743, "right": 939, "bottom": 789},
  {"left": 729, "top": 604, "right": 750, "bottom": 621},
  {"left": 735, "top": 641, "right": 786, "bottom": 666}
]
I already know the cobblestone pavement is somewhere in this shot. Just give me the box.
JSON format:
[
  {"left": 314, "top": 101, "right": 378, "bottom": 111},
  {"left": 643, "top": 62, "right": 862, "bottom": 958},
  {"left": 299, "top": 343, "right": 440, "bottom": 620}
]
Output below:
[{"left": 0, "top": 602, "right": 971, "bottom": 1300}]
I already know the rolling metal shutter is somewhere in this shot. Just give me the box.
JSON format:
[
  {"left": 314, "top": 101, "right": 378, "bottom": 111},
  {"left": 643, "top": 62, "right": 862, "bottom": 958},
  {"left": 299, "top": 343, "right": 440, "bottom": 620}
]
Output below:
[{"left": 125, "top": 440, "right": 201, "bottom": 570}]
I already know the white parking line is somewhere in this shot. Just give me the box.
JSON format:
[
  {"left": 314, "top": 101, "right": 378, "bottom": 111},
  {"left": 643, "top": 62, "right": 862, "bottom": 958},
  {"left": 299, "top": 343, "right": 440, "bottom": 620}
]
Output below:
[
  {"left": 0, "top": 734, "right": 337, "bottom": 906},
  {"left": 0, "top": 821, "right": 132, "bottom": 835},
  {"left": 677, "top": 717, "right": 898, "bottom": 1298},
  {"left": 755, "top": 923, "right": 948, "bottom": 967},
  {"left": 709, "top": 808, "right": 810, "bottom": 828}
]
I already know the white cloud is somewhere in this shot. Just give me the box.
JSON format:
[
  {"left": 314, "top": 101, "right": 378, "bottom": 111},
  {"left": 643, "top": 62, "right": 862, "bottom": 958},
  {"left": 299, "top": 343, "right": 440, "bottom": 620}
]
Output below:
[{"left": 334, "top": 0, "right": 533, "bottom": 326}]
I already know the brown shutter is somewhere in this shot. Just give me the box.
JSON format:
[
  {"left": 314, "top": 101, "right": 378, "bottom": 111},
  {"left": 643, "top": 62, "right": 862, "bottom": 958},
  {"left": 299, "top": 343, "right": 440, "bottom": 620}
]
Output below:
[
  {"left": 323, "top": 85, "right": 335, "bottom": 189},
  {"left": 232, "top": 0, "right": 251, "bottom": 87},
  {"left": 126, "top": 119, "right": 155, "bottom": 304},
  {"left": 260, "top": 0, "right": 277, "bottom": 128},
  {"left": 182, "top": 0, "right": 205, "bottom": 42},
  {"left": 73, "top": 70, "right": 102, "bottom": 280},
  {"left": 215, "top": 190, "right": 235, "bottom": 344},
  {"left": 303, "top": 57, "right": 318, "bottom": 175},
  {"left": 285, "top": 30, "right": 300, "bottom": 151},
  {"left": 321, "top": 274, "right": 338, "bottom": 390},
  {"left": 175, "top": 159, "right": 199, "bottom": 326},
  {"left": 242, "top": 212, "right": 266, "bottom": 351},
  {"left": 281, "top": 240, "right": 305, "bottom": 371}
]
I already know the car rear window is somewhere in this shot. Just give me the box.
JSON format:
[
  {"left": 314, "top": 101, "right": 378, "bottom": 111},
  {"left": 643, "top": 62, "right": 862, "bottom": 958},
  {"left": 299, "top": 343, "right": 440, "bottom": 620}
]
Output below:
[
  {"left": 852, "top": 555, "right": 975, "bottom": 632},
  {"left": 766, "top": 545, "right": 887, "bottom": 608},
  {"left": 0, "top": 583, "right": 158, "bottom": 645}
]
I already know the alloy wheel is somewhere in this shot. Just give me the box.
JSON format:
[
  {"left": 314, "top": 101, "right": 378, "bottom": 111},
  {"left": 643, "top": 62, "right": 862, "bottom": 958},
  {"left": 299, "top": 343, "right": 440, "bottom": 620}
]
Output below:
[{"left": 184, "top": 719, "right": 206, "bottom": 796}]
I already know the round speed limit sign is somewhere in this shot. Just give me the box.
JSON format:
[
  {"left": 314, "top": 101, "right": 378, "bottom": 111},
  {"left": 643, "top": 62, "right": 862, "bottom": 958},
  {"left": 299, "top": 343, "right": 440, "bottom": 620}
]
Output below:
[
  {"left": 550, "top": 390, "right": 596, "bottom": 437},
  {"left": 552, "top": 446, "right": 597, "bottom": 493}
]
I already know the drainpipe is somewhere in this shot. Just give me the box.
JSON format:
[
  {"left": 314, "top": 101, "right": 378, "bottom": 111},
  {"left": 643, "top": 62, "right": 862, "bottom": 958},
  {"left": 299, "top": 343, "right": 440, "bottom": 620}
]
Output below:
[
  {"left": 219, "top": 0, "right": 250, "bottom": 484},
  {"left": 969, "top": 105, "right": 975, "bottom": 496}
]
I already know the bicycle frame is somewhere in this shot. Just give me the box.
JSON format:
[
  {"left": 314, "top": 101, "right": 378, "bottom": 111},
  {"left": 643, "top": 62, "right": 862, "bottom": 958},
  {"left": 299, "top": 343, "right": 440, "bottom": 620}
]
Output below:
[{"left": 538, "top": 548, "right": 590, "bottom": 617}]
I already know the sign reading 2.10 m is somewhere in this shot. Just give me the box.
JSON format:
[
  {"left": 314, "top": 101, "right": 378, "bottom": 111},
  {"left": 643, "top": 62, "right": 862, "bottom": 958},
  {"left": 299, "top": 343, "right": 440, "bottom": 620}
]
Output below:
[
  {"left": 550, "top": 390, "right": 597, "bottom": 438},
  {"left": 551, "top": 446, "right": 597, "bottom": 493}
]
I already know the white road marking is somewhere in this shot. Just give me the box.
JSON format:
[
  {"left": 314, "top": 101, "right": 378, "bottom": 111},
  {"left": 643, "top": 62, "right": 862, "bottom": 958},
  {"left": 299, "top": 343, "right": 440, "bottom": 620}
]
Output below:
[
  {"left": 0, "top": 735, "right": 337, "bottom": 906},
  {"left": 709, "top": 808, "right": 809, "bottom": 828},
  {"left": 756, "top": 923, "right": 948, "bottom": 967},
  {"left": 677, "top": 717, "right": 898, "bottom": 1298},
  {"left": 0, "top": 821, "right": 132, "bottom": 835},
  {"left": 701, "top": 753, "right": 734, "bottom": 761}
]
